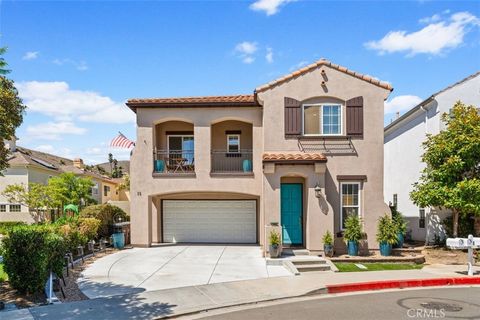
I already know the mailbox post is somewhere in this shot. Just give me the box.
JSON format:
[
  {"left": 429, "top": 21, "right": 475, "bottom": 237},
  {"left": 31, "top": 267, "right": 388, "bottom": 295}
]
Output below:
[{"left": 446, "top": 234, "right": 479, "bottom": 276}]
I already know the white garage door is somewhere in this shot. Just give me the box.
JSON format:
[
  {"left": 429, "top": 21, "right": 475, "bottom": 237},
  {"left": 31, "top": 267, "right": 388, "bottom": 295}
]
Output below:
[{"left": 163, "top": 200, "right": 257, "bottom": 243}]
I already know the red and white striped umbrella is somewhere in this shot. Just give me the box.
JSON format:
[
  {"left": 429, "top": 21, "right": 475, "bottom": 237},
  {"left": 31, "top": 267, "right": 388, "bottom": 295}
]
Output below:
[{"left": 110, "top": 132, "right": 135, "bottom": 149}]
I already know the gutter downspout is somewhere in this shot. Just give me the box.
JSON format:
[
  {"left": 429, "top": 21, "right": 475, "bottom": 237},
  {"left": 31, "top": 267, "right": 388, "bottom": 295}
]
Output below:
[{"left": 420, "top": 103, "right": 429, "bottom": 245}]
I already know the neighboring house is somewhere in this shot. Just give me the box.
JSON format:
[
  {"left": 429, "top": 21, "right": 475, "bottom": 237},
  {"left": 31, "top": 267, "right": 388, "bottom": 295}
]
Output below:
[
  {"left": 0, "top": 138, "right": 127, "bottom": 223},
  {"left": 384, "top": 72, "right": 480, "bottom": 243},
  {"left": 127, "top": 58, "right": 393, "bottom": 254}
]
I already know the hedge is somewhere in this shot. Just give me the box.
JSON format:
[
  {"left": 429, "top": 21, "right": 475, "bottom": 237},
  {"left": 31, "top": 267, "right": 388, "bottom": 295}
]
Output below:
[
  {"left": 0, "top": 221, "right": 27, "bottom": 235},
  {"left": 79, "top": 204, "right": 128, "bottom": 239},
  {"left": 2, "top": 225, "right": 66, "bottom": 294}
]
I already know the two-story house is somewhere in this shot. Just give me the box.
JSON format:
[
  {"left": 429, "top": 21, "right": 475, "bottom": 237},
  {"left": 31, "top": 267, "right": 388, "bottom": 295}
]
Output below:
[
  {"left": 384, "top": 72, "right": 480, "bottom": 243},
  {"left": 127, "top": 59, "right": 392, "bottom": 254}
]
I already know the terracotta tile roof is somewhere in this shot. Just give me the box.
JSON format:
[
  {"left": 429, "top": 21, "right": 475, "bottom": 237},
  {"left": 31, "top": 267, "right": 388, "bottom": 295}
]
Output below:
[
  {"left": 127, "top": 94, "right": 258, "bottom": 108},
  {"left": 262, "top": 153, "right": 327, "bottom": 162},
  {"left": 255, "top": 58, "right": 393, "bottom": 93}
]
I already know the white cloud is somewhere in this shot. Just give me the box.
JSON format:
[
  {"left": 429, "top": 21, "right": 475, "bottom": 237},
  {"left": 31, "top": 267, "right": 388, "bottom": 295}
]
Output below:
[
  {"left": 265, "top": 47, "right": 274, "bottom": 63},
  {"left": 22, "top": 51, "right": 39, "bottom": 60},
  {"left": 249, "top": 0, "right": 296, "bottom": 16},
  {"left": 234, "top": 41, "right": 258, "bottom": 64},
  {"left": 419, "top": 13, "right": 441, "bottom": 24},
  {"left": 235, "top": 41, "right": 258, "bottom": 55},
  {"left": 385, "top": 95, "right": 423, "bottom": 114},
  {"left": 16, "top": 81, "right": 135, "bottom": 124},
  {"left": 365, "top": 11, "right": 480, "bottom": 56},
  {"left": 26, "top": 121, "right": 86, "bottom": 140},
  {"left": 35, "top": 144, "right": 55, "bottom": 153},
  {"left": 53, "top": 58, "right": 89, "bottom": 71}
]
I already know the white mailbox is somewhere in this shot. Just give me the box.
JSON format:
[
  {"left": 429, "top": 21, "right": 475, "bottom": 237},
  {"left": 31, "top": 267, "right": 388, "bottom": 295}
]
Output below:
[{"left": 447, "top": 234, "right": 478, "bottom": 276}]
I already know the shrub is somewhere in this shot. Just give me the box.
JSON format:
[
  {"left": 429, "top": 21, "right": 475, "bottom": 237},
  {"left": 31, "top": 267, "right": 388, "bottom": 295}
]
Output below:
[
  {"left": 322, "top": 230, "right": 333, "bottom": 246},
  {"left": 0, "top": 221, "right": 26, "bottom": 235},
  {"left": 376, "top": 214, "right": 398, "bottom": 245},
  {"left": 343, "top": 215, "right": 363, "bottom": 243},
  {"left": 3, "top": 225, "right": 66, "bottom": 293},
  {"left": 393, "top": 213, "right": 408, "bottom": 235},
  {"left": 53, "top": 216, "right": 99, "bottom": 253},
  {"left": 268, "top": 230, "right": 281, "bottom": 246},
  {"left": 79, "top": 204, "right": 128, "bottom": 238}
]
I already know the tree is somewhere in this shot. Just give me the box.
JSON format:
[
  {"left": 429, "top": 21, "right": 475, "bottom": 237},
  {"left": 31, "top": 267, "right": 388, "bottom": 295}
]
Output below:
[
  {"left": 118, "top": 173, "right": 130, "bottom": 191},
  {"left": 0, "top": 47, "right": 11, "bottom": 75},
  {"left": 0, "top": 48, "right": 27, "bottom": 173},
  {"left": 2, "top": 183, "right": 56, "bottom": 222},
  {"left": 108, "top": 153, "right": 114, "bottom": 174},
  {"left": 47, "top": 173, "right": 96, "bottom": 209},
  {"left": 410, "top": 102, "right": 480, "bottom": 237}
]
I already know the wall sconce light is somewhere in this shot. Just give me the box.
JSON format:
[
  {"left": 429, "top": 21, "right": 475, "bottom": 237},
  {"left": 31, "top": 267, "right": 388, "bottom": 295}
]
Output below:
[{"left": 314, "top": 183, "right": 322, "bottom": 198}]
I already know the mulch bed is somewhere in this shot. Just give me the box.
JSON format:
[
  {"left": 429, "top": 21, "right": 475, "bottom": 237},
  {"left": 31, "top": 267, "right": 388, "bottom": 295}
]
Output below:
[
  {"left": 0, "top": 248, "right": 121, "bottom": 309},
  {"left": 55, "top": 249, "right": 120, "bottom": 302}
]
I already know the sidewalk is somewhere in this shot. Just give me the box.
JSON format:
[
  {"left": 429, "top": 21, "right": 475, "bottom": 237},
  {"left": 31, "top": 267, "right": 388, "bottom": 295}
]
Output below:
[{"left": 3, "top": 264, "right": 480, "bottom": 320}]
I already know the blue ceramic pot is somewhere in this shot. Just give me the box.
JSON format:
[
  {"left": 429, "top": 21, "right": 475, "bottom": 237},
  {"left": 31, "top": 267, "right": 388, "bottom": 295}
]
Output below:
[
  {"left": 243, "top": 159, "right": 252, "bottom": 172},
  {"left": 347, "top": 241, "right": 359, "bottom": 256},
  {"left": 379, "top": 242, "right": 392, "bottom": 256},
  {"left": 154, "top": 159, "right": 165, "bottom": 172},
  {"left": 393, "top": 232, "right": 404, "bottom": 248}
]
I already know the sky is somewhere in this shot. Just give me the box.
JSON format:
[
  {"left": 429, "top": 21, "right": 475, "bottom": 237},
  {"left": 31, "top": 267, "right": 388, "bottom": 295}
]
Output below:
[{"left": 1, "top": 0, "right": 479, "bottom": 164}]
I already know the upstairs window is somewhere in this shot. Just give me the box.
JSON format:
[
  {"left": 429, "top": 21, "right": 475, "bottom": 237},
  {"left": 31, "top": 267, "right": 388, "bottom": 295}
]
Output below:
[
  {"left": 0, "top": 205, "right": 6, "bottom": 212},
  {"left": 419, "top": 208, "right": 425, "bottom": 228},
  {"left": 227, "top": 134, "right": 240, "bottom": 153},
  {"left": 303, "top": 104, "right": 342, "bottom": 136},
  {"left": 9, "top": 204, "right": 21, "bottom": 212}
]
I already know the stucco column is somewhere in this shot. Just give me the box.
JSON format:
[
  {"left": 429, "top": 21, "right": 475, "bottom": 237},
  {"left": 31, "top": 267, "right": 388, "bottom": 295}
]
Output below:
[
  {"left": 194, "top": 124, "right": 211, "bottom": 179},
  {"left": 130, "top": 124, "right": 153, "bottom": 247}
]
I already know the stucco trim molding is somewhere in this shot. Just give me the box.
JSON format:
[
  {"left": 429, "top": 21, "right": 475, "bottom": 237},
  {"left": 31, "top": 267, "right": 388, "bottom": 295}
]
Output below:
[{"left": 336, "top": 175, "right": 367, "bottom": 182}]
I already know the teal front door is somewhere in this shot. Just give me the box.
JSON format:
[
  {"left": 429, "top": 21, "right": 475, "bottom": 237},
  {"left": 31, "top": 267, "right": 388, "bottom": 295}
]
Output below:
[{"left": 280, "top": 183, "right": 303, "bottom": 246}]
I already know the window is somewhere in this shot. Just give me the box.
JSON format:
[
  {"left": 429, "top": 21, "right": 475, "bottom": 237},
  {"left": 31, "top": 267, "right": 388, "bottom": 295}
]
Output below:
[
  {"left": 0, "top": 205, "right": 6, "bottom": 212},
  {"left": 9, "top": 204, "right": 21, "bottom": 212},
  {"left": 303, "top": 104, "right": 341, "bottom": 136},
  {"left": 168, "top": 135, "right": 194, "bottom": 164},
  {"left": 104, "top": 185, "right": 110, "bottom": 197},
  {"left": 393, "top": 194, "right": 398, "bottom": 208},
  {"left": 91, "top": 183, "right": 99, "bottom": 195},
  {"left": 340, "top": 182, "right": 360, "bottom": 229},
  {"left": 227, "top": 134, "right": 240, "bottom": 153},
  {"left": 419, "top": 208, "right": 425, "bottom": 228}
]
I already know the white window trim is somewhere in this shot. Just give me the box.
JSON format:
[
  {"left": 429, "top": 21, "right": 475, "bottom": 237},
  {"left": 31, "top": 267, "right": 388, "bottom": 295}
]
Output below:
[
  {"left": 167, "top": 135, "right": 194, "bottom": 152},
  {"left": 9, "top": 204, "right": 22, "bottom": 213},
  {"left": 226, "top": 134, "right": 241, "bottom": 153},
  {"left": 302, "top": 103, "right": 343, "bottom": 136},
  {"left": 0, "top": 204, "right": 6, "bottom": 212},
  {"left": 340, "top": 181, "right": 362, "bottom": 230}
]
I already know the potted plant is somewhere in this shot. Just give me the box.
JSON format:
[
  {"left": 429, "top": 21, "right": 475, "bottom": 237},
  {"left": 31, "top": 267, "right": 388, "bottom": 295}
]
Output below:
[
  {"left": 343, "top": 215, "right": 362, "bottom": 256},
  {"left": 392, "top": 212, "right": 407, "bottom": 248},
  {"left": 322, "top": 230, "right": 334, "bottom": 257},
  {"left": 376, "top": 214, "right": 398, "bottom": 256},
  {"left": 268, "top": 230, "right": 281, "bottom": 258}
]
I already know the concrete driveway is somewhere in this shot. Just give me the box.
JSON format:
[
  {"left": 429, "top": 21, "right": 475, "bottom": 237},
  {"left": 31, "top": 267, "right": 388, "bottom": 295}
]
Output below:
[{"left": 78, "top": 245, "right": 292, "bottom": 298}]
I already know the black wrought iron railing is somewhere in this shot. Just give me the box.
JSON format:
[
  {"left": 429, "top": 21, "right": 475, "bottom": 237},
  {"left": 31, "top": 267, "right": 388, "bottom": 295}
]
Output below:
[
  {"left": 153, "top": 150, "right": 195, "bottom": 173},
  {"left": 211, "top": 150, "right": 253, "bottom": 173}
]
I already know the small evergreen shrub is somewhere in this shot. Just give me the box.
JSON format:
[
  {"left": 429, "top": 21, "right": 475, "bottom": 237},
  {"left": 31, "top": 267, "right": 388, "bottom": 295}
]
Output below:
[
  {"left": 322, "top": 230, "right": 333, "bottom": 246},
  {"left": 79, "top": 204, "right": 128, "bottom": 238},
  {"left": 3, "top": 225, "right": 66, "bottom": 293},
  {"left": 343, "top": 215, "right": 363, "bottom": 243},
  {"left": 376, "top": 214, "right": 398, "bottom": 245},
  {"left": 0, "top": 221, "right": 26, "bottom": 235}
]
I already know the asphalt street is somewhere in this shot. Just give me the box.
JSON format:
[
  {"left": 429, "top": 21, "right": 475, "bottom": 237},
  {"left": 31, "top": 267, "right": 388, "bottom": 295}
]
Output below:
[{"left": 194, "top": 287, "right": 480, "bottom": 320}]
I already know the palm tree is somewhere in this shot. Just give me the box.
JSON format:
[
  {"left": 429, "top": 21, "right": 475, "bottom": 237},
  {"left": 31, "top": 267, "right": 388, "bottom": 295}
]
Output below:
[{"left": 0, "top": 47, "right": 11, "bottom": 75}]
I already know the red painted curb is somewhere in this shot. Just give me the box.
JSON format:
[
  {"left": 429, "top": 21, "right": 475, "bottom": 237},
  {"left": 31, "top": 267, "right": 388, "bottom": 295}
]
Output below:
[{"left": 326, "top": 277, "right": 480, "bottom": 294}]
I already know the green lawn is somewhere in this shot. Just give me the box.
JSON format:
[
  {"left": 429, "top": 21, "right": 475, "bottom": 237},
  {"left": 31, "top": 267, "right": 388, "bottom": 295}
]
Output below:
[
  {"left": 0, "top": 263, "right": 8, "bottom": 282},
  {"left": 334, "top": 262, "right": 424, "bottom": 272}
]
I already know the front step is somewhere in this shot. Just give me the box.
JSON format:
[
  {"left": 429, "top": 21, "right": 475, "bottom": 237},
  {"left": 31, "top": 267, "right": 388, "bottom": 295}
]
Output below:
[
  {"left": 282, "top": 248, "right": 310, "bottom": 256},
  {"left": 290, "top": 258, "right": 332, "bottom": 273}
]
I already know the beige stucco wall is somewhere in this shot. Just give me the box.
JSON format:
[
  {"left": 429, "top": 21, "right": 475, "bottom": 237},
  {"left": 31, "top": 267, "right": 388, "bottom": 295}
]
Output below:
[
  {"left": 257, "top": 65, "right": 391, "bottom": 251},
  {"left": 155, "top": 121, "right": 194, "bottom": 150},
  {"left": 130, "top": 107, "right": 263, "bottom": 246},
  {"left": 211, "top": 120, "right": 253, "bottom": 150}
]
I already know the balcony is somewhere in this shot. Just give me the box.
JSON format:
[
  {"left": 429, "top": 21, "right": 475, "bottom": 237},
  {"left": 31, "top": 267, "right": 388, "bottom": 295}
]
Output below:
[
  {"left": 154, "top": 150, "right": 195, "bottom": 174},
  {"left": 211, "top": 150, "right": 253, "bottom": 174}
]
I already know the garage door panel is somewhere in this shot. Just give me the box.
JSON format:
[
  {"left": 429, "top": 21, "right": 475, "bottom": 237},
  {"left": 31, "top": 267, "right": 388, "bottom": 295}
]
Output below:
[{"left": 163, "top": 200, "right": 257, "bottom": 243}]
